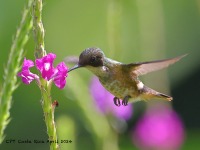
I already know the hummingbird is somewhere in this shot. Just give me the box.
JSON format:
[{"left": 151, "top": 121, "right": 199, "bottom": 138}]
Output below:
[{"left": 68, "top": 47, "right": 186, "bottom": 106}]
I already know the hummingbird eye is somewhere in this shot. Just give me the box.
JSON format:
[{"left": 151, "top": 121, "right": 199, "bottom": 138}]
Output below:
[
  {"left": 88, "top": 55, "right": 103, "bottom": 67},
  {"left": 90, "top": 56, "right": 96, "bottom": 63}
]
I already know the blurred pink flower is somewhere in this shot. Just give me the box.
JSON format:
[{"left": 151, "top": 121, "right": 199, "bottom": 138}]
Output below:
[
  {"left": 18, "top": 58, "right": 39, "bottom": 84},
  {"left": 90, "top": 76, "right": 133, "bottom": 120},
  {"left": 132, "top": 105, "right": 184, "bottom": 150}
]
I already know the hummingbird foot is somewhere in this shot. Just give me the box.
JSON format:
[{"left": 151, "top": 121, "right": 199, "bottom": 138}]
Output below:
[
  {"left": 122, "top": 95, "right": 131, "bottom": 106},
  {"left": 113, "top": 97, "right": 121, "bottom": 106}
]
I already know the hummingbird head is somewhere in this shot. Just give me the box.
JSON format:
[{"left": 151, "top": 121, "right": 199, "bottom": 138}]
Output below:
[{"left": 68, "top": 47, "right": 105, "bottom": 72}]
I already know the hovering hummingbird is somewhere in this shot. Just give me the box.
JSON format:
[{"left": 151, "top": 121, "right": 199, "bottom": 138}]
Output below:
[{"left": 68, "top": 47, "right": 186, "bottom": 106}]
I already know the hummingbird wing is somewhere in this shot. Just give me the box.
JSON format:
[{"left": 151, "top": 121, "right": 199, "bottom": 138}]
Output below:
[
  {"left": 126, "top": 54, "right": 187, "bottom": 76},
  {"left": 64, "top": 56, "right": 79, "bottom": 64}
]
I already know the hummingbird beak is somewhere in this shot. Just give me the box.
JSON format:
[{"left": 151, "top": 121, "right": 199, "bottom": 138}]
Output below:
[{"left": 68, "top": 64, "right": 82, "bottom": 73}]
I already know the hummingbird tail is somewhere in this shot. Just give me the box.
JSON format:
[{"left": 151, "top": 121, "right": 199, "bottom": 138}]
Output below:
[
  {"left": 141, "top": 86, "right": 173, "bottom": 101},
  {"left": 156, "top": 93, "right": 173, "bottom": 101}
]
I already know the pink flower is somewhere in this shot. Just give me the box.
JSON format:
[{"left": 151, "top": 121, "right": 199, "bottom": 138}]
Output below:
[
  {"left": 18, "top": 53, "right": 68, "bottom": 89},
  {"left": 132, "top": 105, "right": 185, "bottom": 150},
  {"left": 53, "top": 62, "right": 68, "bottom": 89},
  {"left": 35, "top": 53, "right": 68, "bottom": 89},
  {"left": 35, "top": 53, "right": 56, "bottom": 80},
  {"left": 18, "top": 58, "right": 39, "bottom": 84},
  {"left": 90, "top": 77, "right": 133, "bottom": 120}
]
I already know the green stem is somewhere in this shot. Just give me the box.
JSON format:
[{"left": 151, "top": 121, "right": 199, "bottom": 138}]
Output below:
[
  {"left": 105, "top": 0, "right": 122, "bottom": 149},
  {"left": 66, "top": 73, "right": 119, "bottom": 150},
  {"left": 32, "top": 0, "right": 59, "bottom": 150},
  {"left": 32, "top": 0, "right": 46, "bottom": 58},
  {"left": 0, "top": 0, "right": 33, "bottom": 143},
  {"left": 40, "top": 80, "right": 59, "bottom": 150},
  {"left": 107, "top": 0, "right": 122, "bottom": 59},
  {"left": 136, "top": 0, "right": 169, "bottom": 98}
]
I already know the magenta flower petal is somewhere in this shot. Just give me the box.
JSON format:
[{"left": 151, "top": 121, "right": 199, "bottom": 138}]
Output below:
[
  {"left": 22, "top": 58, "right": 34, "bottom": 69},
  {"left": 132, "top": 105, "right": 185, "bottom": 150},
  {"left": 90, "top": 76, "right": 133, "bottom": 120},
  {"left": 53, "top": 62, "right": 68, "bottom": 89},
  {"left": 35, "top": 53, "right": 56, "bottom": 80},
  {"left": 18, "top": 58, "right": 39, "bottom": 84}
]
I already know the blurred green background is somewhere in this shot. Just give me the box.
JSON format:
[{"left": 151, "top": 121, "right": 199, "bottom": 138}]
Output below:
[{"left": 0, "top": 0, "right": 200, "bottom": 149}]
